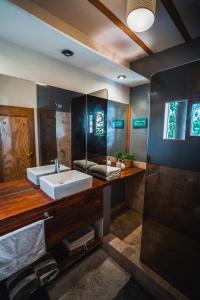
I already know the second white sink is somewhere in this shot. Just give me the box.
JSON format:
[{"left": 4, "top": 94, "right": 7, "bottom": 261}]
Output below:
[
  {"left": 39, "top": 170, "right": 93, "bottom": 200},
  {"left": 27, "top": 164, "right": 70, "bottom": 185}
]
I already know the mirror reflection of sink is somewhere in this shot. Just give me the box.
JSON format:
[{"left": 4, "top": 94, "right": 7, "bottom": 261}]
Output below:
[
  {"left": 27, "top": 164, "right": 70, "bottom": 185},
  {"left": 39, "top": 170, "right": 93, "bottom": 200}
]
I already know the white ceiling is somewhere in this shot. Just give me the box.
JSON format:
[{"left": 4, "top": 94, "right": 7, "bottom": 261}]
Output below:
[
  {"left": 0, "top": 0, "right": 148, "bottom": 87},
  {"left": 1, "top": 0, "right": 198, "bottom": 87},
  {"left": 32, "top": 0, "right": 147, "bottom": 62}
]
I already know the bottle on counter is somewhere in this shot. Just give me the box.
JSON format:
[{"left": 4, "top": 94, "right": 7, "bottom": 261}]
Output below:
[
  {"left": 121, "top": 160, "right": 126, "bottom": 170},
  {"left": 107, "top": 157, "right": 112, "bottom": 166},
  {"left": 116, "top": 159, "right": 121, "bottom": 168}
]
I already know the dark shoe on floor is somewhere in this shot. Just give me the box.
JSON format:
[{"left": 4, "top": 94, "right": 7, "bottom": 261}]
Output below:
[{"left": 29, "top": 288, "right": 50, "bottom": 300}]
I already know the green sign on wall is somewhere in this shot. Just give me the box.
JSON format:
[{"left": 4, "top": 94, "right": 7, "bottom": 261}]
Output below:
[
  {"left": 132, "top": 118, "right": 148, "bottom": 128},
  {"left": 112, "top": 120, "right": 124, "bottom": 129}
]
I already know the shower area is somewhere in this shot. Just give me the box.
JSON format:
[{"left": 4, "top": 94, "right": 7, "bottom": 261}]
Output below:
[
  {"left": 104, "top": 60, "right": 200, "bottom": 300},
  {"left": 141, "top": 60, "right": 200, "bottom": 299}
]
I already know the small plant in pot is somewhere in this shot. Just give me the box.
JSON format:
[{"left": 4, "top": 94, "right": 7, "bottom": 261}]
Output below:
[
  {"left": 122, "top": 153, "right": 136, "bottom": 168},
  {"left": 114, "top": 151, "right": 123, "bottom": 160}
]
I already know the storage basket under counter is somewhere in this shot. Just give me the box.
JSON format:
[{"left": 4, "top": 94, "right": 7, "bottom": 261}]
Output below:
[
  {"left": 62, "top": 226, "right": 95, "bottom": 256},
  {"left": 48, "top": 223, "right": 102, "bottom": 273}
]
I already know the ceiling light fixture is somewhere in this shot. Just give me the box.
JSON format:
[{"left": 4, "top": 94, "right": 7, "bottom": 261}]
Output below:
[
  {"left": 127, "top": 0, "right": 156, "bottom": 33},
  {"left": 117, "top": 75, "right": 126, "bottom": 80},
  {"left": 62, "top": 49, "right": 74, "bottom": 57},
  {"left": 36, "top": 82, "right": 48, "bottom": 86}
]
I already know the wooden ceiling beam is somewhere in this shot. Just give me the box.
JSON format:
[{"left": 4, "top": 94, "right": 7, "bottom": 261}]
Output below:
[
  {"left": 160, "top": 0, "right": 192, "bottom": 42},
  {"left": 88, "top": 0, "right": 153, "bottom": 55}
]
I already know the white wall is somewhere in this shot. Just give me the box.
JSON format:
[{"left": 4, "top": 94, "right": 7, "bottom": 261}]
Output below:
[
  {"left": 0, "top": 38, "right": 129, "bottom": 104},
  {"left": 0, "top": 75, "right": 36, "bottom": 108}
]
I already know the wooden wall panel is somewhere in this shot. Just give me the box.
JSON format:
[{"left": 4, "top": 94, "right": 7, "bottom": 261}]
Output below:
[
  {"left": 56, "top": 111, "right": 71, "bottom": 167},
  {"left": 0, "top": 105, "right": 36, "bottom": 182}
]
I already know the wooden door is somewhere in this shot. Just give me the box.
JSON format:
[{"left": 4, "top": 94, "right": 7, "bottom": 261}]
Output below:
[{"left": 0, "top": 106, "right": 36, "bottom": 182}]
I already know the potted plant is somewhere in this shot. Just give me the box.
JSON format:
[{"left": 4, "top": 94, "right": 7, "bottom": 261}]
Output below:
[
  {"left": 122, "top": 153, "right": 135, "bottom": 168},
  {"left": 114, "top": 151, "right": 123, "bottom": 168},
  {"left": 114, "top": 151, "right": 123, "bottom": 160}
]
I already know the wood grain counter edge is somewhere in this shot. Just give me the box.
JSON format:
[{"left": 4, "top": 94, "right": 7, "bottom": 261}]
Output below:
[{"left": 0, "top": 167, "right": 145, "bottom": 224}]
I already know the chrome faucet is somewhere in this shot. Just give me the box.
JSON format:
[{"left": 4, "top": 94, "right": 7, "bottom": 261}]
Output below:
[{"left": 51, "top": 158, "right": 60, "bottom": 173}]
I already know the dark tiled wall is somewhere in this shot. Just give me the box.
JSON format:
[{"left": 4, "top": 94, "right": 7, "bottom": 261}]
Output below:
[
  {"left": 141, "top": 60, "right": 200, "bottom": 299},
  {"left": 130, "top": 84, "right": 150, "bottom": 162},
  {"left": 107, "top": 100, "right": 128, "bottom": 156},
  {"left": 148, "top": 60, "right": 200, "bottom": 171},
  {"left": 71, "top": 95, "right": 87, "bottom": 162}
]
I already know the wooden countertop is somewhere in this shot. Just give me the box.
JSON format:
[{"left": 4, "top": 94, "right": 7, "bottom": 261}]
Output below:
[{"left": 0, "top": 167, "right": 144, "bottom": 223}]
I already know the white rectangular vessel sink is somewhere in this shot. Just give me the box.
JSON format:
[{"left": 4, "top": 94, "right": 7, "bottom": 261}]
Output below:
[
  {"left": 27, "top": 164, "right": 70, "bottom": 185},
  {"left": 39, "top": 170, "right": 93, "bottom": 200}
]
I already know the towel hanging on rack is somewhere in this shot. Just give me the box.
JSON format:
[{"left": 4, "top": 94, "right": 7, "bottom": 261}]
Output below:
[{"left": 0, "top": 220, "right": 46, "bottom": 281}]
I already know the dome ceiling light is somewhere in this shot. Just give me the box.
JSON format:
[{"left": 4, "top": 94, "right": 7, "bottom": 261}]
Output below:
[
  {"left": 127, "top": 0, "right": 156, "bottom": 33},
  {"left": 117, "top": 75, "right": 126, "bottom": 80}
]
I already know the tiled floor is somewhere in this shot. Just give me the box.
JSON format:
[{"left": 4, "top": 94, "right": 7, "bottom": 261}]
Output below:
[
  {"left": 110, "top": 208, "right": 142, "bottom": 262},
  {"left": 103, "top": 208, "right": 189, "bottom": 300},
  {"left": 47, "top": 249, "right": 152, "bottom": 300},
  {"left": 46, "top": 209, "right": 155, "bottom": 300}
]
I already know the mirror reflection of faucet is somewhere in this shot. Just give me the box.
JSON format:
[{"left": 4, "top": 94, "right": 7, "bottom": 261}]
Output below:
[{"left": 51, "top": 158, "right": 61, "bottom": 173}]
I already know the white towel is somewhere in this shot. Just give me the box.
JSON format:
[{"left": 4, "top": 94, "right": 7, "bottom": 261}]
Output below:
[
  {"left": 89, "top": 165, "right": 121, "bottom": 176},
  {"left": 89, "top": 165, "right": 121, "bottom": 181},
  {"left": 0, "top": 220, "right": 46, "bottom": 281}
]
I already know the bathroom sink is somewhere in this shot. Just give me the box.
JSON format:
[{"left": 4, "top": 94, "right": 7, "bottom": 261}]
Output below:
[
  {"left": 27, "top": 164, "right": 70, "bottom": 185},
  {"left": 39, "top": 170, "right": 93, "bottom": 200}
]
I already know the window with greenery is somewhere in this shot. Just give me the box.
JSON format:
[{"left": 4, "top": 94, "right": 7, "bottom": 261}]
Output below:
[
  {"left": 190, "top": 103, "right": 200, "bottom": 136},
  {"left": 167, "top": 102, "right": 178, "bottom": 139},
  {"left": 95, "top": 111, "right": 105, "bottom": 136},
  {"left": 163, "top": 100, "right": 187, "bottom": 140},
  {"left": 89, "top": 113, "right": 93, "bottom": 134}
]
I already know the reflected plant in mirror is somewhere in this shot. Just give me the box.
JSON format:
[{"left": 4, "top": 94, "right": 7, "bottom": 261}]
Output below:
[
  {"left": 95, "top": 111, "right": 105, "bottom": 136},
  {"left": 114, "top": 152, "right": 135, "bottom": 168},
  {"left": 190, "top": 103, "right": 200, "bottom": 136},
  {"left": 166, "top": 101, "right": 178, "bottom": 139},
  {"left": 163, "top": 100, "right": 187, "bottom": 140}
]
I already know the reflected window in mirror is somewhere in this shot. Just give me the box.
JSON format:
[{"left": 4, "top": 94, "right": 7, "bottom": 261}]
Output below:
[
  {"left": 88, "top": 112, "right": 94, "bottom": 134},
  {"left": 95, "top": 111, "right": 105, "bottom": 136},
  {"left": 163, "top": 100, "right": 187, "bottom": 140},
  {"left": 190, "top": 103, "right": 200, "bottom": 137}
]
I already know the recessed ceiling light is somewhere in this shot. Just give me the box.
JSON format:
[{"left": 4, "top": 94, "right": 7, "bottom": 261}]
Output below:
[
  {"left": 62, "top": 49, "right": 74, "bottom": 57},
  {"left": 117, "top": 75, "right": 126, "bottom": 80},
  {"left": 36, "top": 82, "right": 48, "bottom": 86}
]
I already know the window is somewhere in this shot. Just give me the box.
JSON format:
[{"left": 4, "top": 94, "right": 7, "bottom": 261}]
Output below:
[
  {"left": 163, "top": 100, "right": 187, "bottom": 140},
  {"left": 95, "top": 111, "right": 105, "bottom": 136},
  {"left": 190, "top": 103, "right": 200, "bottom": 136},
  {"left": 89, "top": 113, "right": 93, "bottom": 134}
]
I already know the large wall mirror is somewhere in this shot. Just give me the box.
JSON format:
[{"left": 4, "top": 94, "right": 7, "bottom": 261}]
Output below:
[
  {"left": 37, "top": 85, "right": 83, "bottom": 167},
  {"left": 0, "top": 74, "right": 129, "bottom": 183}
]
